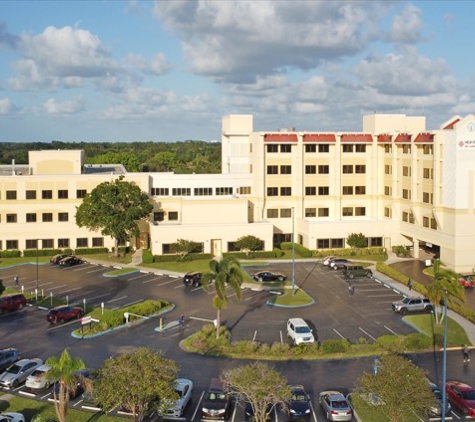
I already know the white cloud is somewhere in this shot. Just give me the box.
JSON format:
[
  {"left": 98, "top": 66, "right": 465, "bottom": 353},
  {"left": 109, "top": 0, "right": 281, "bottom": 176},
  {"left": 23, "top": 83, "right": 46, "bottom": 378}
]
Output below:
[
  {"left": 389, "top": 4, "right": 423, "bottom": 43},
  {"left": 44, "top": 96, "right": 86, "bottom": 114},
  {"left": 0, "top": 98, "right": 15, "bottom": 114},
  {"left": 148, "top": 53, "right": 172, "bottom": 75}
]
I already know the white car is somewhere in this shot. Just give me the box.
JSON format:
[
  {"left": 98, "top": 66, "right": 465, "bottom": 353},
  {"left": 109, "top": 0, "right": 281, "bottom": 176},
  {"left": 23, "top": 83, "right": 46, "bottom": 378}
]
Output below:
[
  {"left": 286, "top": 318, "right": 315, "bottom": 345},
  {"left": 322, "top": 256, "right": 336, "bottom": 266},
  {"left": 166, "top": 378, "right": 193, "bottom": 417},
  {"left": 0, "top": 358, "right": 43, "bottom": 388},
  {"left": 25, "top": 364, "right": 56, "bottom": 391},
  {"left": 0, "top": 413, "right": 25, "bottom": 422}
]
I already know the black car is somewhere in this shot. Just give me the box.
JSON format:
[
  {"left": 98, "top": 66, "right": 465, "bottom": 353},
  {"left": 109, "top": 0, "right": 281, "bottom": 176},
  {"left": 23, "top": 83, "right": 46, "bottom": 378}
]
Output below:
[
  {"left": 288, "top": 385, "right": 311, "bottom": 419},
  {"left": 183, "top": 272, "right": 202, "bottom": 287},
  {"left": 252, "top": 271, "right": 286, "bottom": 282},
  {"left": 59, "top": 256, "right": 84, "bottom": 267},
  {"left": 201, "top": 378, "right": 232, "bottom": 420},
  {"left": 50, "top": 254, "right": 71, "bottom": 265},
  {"left": 53, "top": 369, "right": 91, "bottom": 399}
]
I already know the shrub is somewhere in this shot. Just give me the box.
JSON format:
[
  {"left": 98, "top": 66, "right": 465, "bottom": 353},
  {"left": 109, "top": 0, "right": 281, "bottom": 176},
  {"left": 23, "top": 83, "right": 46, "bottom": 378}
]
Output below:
[
  {"left": 393, "top": 245, "right": 411, "bottom": 257},
  {"left": 320, "top": 339, "right": 350, "bottom": 354},
  {"left": 280, "top": 242, "right": 313, "bottom": 257},
  {"left": 375, "top": 335, "right": 406, "bottom": 353},
  {"left": 405, "top": 333, "right": 433, "bottom": 350},
  {"left": 270, "top": 342, "right": 291, "bottom": 356},
  {"left": 142, "top": 249, "right": 154, "bottom": 264},
  {"left": 376, "top": 262, "right": 428, "bottom": 296},
  {"left": 75, "top": 247, "right": 109, "bottom": 255},
  {"left": 23, "top": 249, "right": 62, "bottom": 257},
  {"left": 0, "top": 250, "right": 21, "bottom": 258}
]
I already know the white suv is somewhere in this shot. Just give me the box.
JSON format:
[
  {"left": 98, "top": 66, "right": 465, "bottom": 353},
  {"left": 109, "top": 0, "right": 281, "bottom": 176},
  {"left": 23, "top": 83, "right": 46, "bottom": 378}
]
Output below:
[{"left": 286, "top": 318, "right": 315, "bottom": 345}]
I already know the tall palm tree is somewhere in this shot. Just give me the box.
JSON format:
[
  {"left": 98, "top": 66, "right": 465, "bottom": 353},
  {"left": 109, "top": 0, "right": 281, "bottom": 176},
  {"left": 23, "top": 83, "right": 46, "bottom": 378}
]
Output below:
[
  {"left": 426, "top": 259, "right": 465, "bottom": 325},
  {"left": 46, "top": 349, "right": 86, "bottom": 422},
  {"left": 202, "top": 255, "right": 244, "bottom": 339}
]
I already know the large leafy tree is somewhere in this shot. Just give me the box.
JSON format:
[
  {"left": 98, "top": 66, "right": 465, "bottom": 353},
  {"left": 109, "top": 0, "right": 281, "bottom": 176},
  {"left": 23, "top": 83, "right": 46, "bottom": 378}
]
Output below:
[
  {"left": 222, "top": 362, "right": 292, "bottom": 422},
  {"left": 355, "top": 354, "right": 437, "bottom": 422},
  {"left": 171, "top": 239, "right": 200, "bottom": 258},
  {"left": 202, "top": 255, "right": 244, "bottom": 339},
  {"left": 46, "top": 349, "right": 86, "bottom": 422},
  {"left": 235, "top": 235, "right": 263, "bottom": 255},
  {"left": 95, "top": 347, "right": 178, "bottom": 422},
  {"left": 75, "top": 176, "right": 153, "bottom": 256},
  {"left": 346, "top": 233, "right": 368, "bottom": 248}
]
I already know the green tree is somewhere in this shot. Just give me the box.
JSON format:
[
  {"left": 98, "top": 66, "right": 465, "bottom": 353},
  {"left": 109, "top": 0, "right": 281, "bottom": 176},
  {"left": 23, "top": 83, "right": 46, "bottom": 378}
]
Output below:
[
  {"left": 75, "top": 176, "right": 153, "bottom": 257},
  {"left": 46, "top": 349, "right": 86, "bottom": 422},
  {"left": 0, "top": 278, "right": 5, "bottom": 296},
  {"left": 221, "top": 362, "right": 292, "bottom": 422},
  {"left": 355, "top": 354, "right": 437, "bottom": 422},
  {"left": 171, "top": 239, "right": 200, "bottom": 258},
  {"left": 95, "top": 348, "right": 179, "bottom": 422},
  {"left": 235, "top": 235, "right": 263, "bottom": 255},
  {"left": 346, "top": 233, "right": 368, "bottom": 248},
  {"left": 202, "top": 256, "right": 244, "bottom": 339}
]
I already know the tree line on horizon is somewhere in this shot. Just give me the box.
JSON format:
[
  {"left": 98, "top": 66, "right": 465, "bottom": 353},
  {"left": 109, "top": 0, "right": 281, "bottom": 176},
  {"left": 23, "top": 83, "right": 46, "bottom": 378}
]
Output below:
[{"left": 0, "top": 140, "right": 221, "bottom": 174}]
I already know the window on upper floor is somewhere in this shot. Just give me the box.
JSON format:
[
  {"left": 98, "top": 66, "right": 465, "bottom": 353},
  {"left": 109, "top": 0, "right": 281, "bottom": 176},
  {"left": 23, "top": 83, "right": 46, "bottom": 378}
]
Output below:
[
  {"left": 384, "top": 207, "right": 392, "bottom": 218},
  {"left": 318, "top": 186, "right": 329, "bottom": 195},
  {"left": 342, "top": 207, "right": 353, "bottom": 216},
  {"left": 384, "top": 144, "right": 392, "bottom": 153},
  {"left": 305, "top": 186, "right": 316, "bottom": 196},
  {"left": 342, "top": 144, "right": 353, "bottom": 153},
  {"left": 153, "top": 211, "right": 164, "bottom": 222},
  {"left": 280, "top": 208, "right": 292, "bottom": 218},
  {"left": 58, "top": 189, "right": 68, "bottom": 199},
  {"left": 305, "top": 165, "right": 316, "bottom": 174},
  {"left": 42, "top": 213, "right": 53, "bottom": 222},
  {"left": 26, "top": 190, "right": 36, "bottom": 199},
  {"left": 267, "top": 165, "right": 278, "bottom": 174},
  {"left": 267, "top": 209, "right": 278, "bottom": 218},
  {"left": 77, "top": 189, "right": 87, "bottom": 198},
  {"left": 172, "top": 188, "right": 191, "bottom": 196},
  {"left": 355, "top": 186, "right": 366, "bottom": 195},
  {"left": 280, "top": 165, "right": 291, "bottom": 174},
  {"left": 305, "top": 208, "right": 316, "bottom": 217},
  {"left": 318, "top": 207, "right": 329, "bottom": 217},
  {"left": 280, "top": 144, "right": 291, "bottom": 153},
  {"left": 216, "top": 187, "right": 233, "bottom": 195},
  {"left": 305, "top": 144, "right": 316, "bottom": 153},
  {"left": 403, "top": 144, "right": 411, "bottom": 154},
  {"left": 318, "top": 144, "right": 330, "bottom": 153},
  {"left": 318, "top": 165, "right": 329, "bottom": 174},
  {"left": 6, "top": 190, "right": 17, "bottom": 200},
  {"left": 423, "top": 216, "right": 430, "bottom": 227},
  {"left": 402, "top": 189, "right": 411, "bottom": 200},
  {"left": 342, "top": 186, "right": 353, "bottom": 195},
  {"left": 26, "top": 213, "right": 37, "bottom": 222},
  {"left": 431, "top": 218, "right": 437, "bottom": 230},
  {"left": 280, "top": 187, "right": 292, "bottom": 196},
  {"left": 168, "top": 212, "right": 179, "bottom": 221},
  {"left": 355, "top": 165, "right": 366, "bottom": 174},
  {"left": 384, "top": 186, "right": 391, "bottom": 196},
  {"left": 6, "top": 214, "right": 17, "bottom": 223},
  {"left": 267, "top": 144, "right": 278, "bottom": 153},
  {"left": 42, "top": 190, "right": 53, "bottom": 199},
  {"left": 151, "top": 187, "right": 169, "bottom": 196},
  {"left": 58, "top": 212, "right": 69, "bottom": 222},
  {"left": 267, "top": 187, "right": 278, "bottom": 196},
  {"left": 355, "top": 207, "right": 366, "bottom": 216},
  {"left": 238, "top": 186, "right": 251, "bottom": 194},
  {"left": 355, "top": 144, "right": 366, "bottom": 153},
  {"left": 403, "top": 166, "right": 411, "bottom": 177},
  {"left": 194, "top": 187, "right": 213, "bottom": 196},
  {"left": 342, "top": 165, "right": 353, "bottom": 174},
  {"left": 423, "top": 145, "right": 433, "bottom": 155},
  {"left": 385, "top": 164, "right": 392, "bottom": 175}
]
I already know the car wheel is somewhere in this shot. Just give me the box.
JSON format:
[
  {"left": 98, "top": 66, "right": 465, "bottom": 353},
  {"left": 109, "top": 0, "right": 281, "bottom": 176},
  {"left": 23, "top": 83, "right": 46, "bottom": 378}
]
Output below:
[
  {"left": 425, "top": 306, "right": 433, "bottom": 312},
  {"left": 326, "top": 411, "right": 331, "bottom": 420},
  {"left": 193, "top": 282, "right": 199, "bottom": 287},
  {"left": 59, "top": 318, "right": 65, "bottom": 324},
  {"left": 400, "top": 308, "right": 408, "bottom": 316},
  {"left": 278, "top": 277, "right": 284, "bottom": 281},
  {"left": 258, "top": 277, "right": 263, "bottom": 282},
  {"left": 349, "top": 273, "right": 354, "bottom": 279},
  {"left": 13, "top": 379, "right": 19, "bottom": 388},
  {"left": 18, "top": 303, "right": 24, "bottom": 310},
  {"left": 77, "top": 311, "right": 83, "bottom": 319},
  {"left": 366, "top": 271, "right": 372, "bottom": 278}
]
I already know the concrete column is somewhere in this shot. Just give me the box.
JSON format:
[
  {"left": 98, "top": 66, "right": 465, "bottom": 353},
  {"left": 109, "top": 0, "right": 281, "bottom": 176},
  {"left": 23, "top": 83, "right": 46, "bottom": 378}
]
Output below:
[{"left": 413, "top": 238, "right": 420, "bottom": 258}]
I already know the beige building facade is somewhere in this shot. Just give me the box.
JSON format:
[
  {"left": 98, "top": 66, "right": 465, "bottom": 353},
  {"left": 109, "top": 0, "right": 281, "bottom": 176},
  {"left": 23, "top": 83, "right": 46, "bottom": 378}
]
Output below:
[{"left": 1, "top": 113, "right": 475, "bottom": 273}]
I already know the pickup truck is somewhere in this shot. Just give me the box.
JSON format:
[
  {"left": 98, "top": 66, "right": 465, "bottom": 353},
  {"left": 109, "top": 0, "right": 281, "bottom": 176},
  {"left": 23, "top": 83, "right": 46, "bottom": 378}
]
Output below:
[{"left": 392, "top": 297, "right": 434, "bottom": 315}]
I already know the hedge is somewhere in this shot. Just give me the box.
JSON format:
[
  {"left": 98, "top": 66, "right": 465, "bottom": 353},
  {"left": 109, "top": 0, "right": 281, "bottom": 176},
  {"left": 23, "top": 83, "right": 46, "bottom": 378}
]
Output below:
[
  {"left": 75, "top": 247, "right": 109, "bottom": 255},
  {"left": 280, "top": 242, "right": 313, "bottom": 257},
  {"left": 313, "top": 247, "right": 385, "bottom": 258},
  {"left": 0, "top": 250, "right": 21, "bottom": 258}
]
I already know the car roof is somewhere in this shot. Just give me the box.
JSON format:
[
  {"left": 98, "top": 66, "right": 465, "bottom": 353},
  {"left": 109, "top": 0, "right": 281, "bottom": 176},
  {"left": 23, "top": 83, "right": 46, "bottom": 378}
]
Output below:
[
  {"left": 449, "top": 381, "right": 474, "bottom": 391},
  {"left": 175, "top": 378, "right": 193, "bottom": 390},
  {"left": 16, "top": 358, "right": 41, "bottom": 365},
  {"left": 321, "top": 391, "right": 347, "bottom": 399},
  {"left": 32, "top": 364, "right": 51, "bottom": 372},
  {"left": 290, "top": 384, "right": 306, "bottom": 392},
  {"left": 288, "top": 318, "right": 308, "bottom": 326}
]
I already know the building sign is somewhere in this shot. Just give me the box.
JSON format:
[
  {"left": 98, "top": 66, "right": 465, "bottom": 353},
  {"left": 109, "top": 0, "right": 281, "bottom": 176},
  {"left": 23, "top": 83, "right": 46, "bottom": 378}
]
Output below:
[{"left": 458, "top": 139, "right": 475, "bottom": 149}]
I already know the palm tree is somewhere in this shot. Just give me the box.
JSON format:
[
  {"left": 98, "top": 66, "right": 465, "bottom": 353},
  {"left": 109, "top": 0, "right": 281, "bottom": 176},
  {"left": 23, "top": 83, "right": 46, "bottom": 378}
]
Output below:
[
  {"left": 46, "top": 349, "right": 86, "bottom": 422},
  {"left": 202, "top": 255, "right": 244, "bottom": 339},
  {"left": 426, "top": 259, "right": 465, "bottom": 325}
]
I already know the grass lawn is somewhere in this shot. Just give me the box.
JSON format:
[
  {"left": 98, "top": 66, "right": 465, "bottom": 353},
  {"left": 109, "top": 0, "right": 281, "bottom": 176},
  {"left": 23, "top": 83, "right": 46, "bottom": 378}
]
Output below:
[
  {"left": 405, "top": 313, "right": 470, "bottom": 346},
  {"left": 268, "top": 288, "right": 314, "bottom": 307}
]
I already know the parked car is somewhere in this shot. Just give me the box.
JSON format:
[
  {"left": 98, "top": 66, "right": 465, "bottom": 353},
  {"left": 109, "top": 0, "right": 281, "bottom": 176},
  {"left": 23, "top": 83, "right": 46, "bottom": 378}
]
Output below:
[
  {"left": 0, "top": 349, "right": 20, "bottom": 373},
  {"left": 252, "top": 271, "right": 286, "bottom": 282},
  {"left": 166, "top": 378, "right": 193, "bottom": 417},
  {"left": 319, "top": 391, "right": 353, "bottom": 421},
  {"left": 47, "top": 305, "right": 83, "bottom": 325},
  {"left": 0, "top": 294, "right": 27, "bottom": 315},
  {"left": 287, "top": 318, "right": 315, "bottom": 345},
  {"left": 0, "top": 413, "right": 25, "bottom": 422},
  {"left": 458, "top": 275, "right": 475, "bottom": 288},
  {"left": 322, "top": 256, "right": 336, "bottom": 266},
  {"left": 428, "top": 381, "right": 451, "bottom": 417},
  {"left": 341, "top": 265, "right": 373, "bottom": 279},
  {"left": 0, "top": 358, "right": 43, "bottom": 388},
  {"left": 59, "top": 256, "right": 84, "bottom": 267},
  {"left": 201, "top": 378, "right": 232, "bottom": 421},
  {"left": 183, "top": 272, "right": 203, "bottom": 287},
  {"left": 446, "top": 381, "right": 475, "bottom": 416},
  {"left": 50, "top": 254, "right": 71, "bottom": 265},
  {"left": 391, "top": 297, "right": 434, "bottom": 315},
  {"left": 53, "top": 369, "right": 91, "bottom": 399},
  {"left": 288, "top": 385, "right": 311, "bottom": 419},
  {"left": 329, "top": 259, "right": 353, "bottom": 270},
  {"left": 25, "top": 364, "right": 56, "bottom": 391}
]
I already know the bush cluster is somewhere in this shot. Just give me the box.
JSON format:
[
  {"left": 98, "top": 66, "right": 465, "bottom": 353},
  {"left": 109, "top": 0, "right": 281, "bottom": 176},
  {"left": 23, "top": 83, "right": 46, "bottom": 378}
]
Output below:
[
  {"left": 313, "top": 247, "right": 385, "bottom": 259},
  {"left": 280, "top": 242, "right": 313, "bottom": 257},
  {"left": 376, "top": 262, "right": 428, "bottom": 296},
  {"left": 0, "top": 250, "right": 21, "bottom": 258},
  {"left": 75, "top": 247, "right": 110, "bottom": 255}
]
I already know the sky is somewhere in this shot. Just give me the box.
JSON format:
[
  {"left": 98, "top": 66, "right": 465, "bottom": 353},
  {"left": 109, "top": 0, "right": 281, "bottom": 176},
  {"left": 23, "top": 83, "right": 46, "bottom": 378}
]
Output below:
[{"left": 0, "top": 0, "right": 474, "bottom": 143}]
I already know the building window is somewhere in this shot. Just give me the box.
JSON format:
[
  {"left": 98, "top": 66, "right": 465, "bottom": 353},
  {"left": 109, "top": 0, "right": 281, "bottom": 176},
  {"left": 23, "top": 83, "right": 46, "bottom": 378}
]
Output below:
[
  {"left": 384, "top": 186, "right": 391, "bottom": 196},
  {"left": 422, "top": 192, "right": 431, "bottom": 203},
  {"left": 26, "top": 190, "right": 36, "bottom": 199},
  {"left": 238, "top": 186, "right": 251, "bottom": 194},
  {"left": 153, "top": 212, "right": 164, "bottom": 222},
  {"left": 409, "top": 213, "right": 415, "bottom": 224},
  {"left": 403, "top": 144, "right": 411, "bottom": 154},
  {"left": 318, "top": 208, "right": 329, "bottom": 217},
  {"left": 384, "top": 207, "right": 392, "bottom": 218},
  {"left": 318, "top": 186, "right": 329, "bottom": 195},
  {"left": 58, "top": 239, "right": 69, "bottom": 248},
  {"left": 216, "top": 187, "right": 233, "bottom": 195},
  {"left": 194, "top": 187, "right": 213, "bottom": 196},
  {"left": 26, "top": 213, "right": 37, "bottom": 223},
  {"left": 369, "top": 237, "right": 383, "bottom": 247},
  {"left": 77, "top": 238, "right": 88, "bottom": 247},
  {"left": 267, "top": 209, "right": 278, "bottom": 218},
  {"left": 342, "top": 207, "right": 353, "bottom": 216},
  {"left": 355, "top": 207, "right": 366, "bottom": 216},
  {"left": 168, "top": 212, "right": 179, "bottom": 221},
  {"left": 317, "top": 239, "right": 330, "bottom": 249},
  {"left": 355, "top": 186, "right": 366, "bottom": 195},
  {"left": 77, "top": 189, "right": 87, "bottom": 198},
  {"left": 431, "top": 218, "right": 437, "bottom": 229},
  {"left": 355, "top": 144, "right": 366, "bottom": 153},
  {"left": 305, "top": 186, "right": 316, "bottom": 196},
  {"left": 280, "top": 187, "right": 292, "bottom": 196},
  {"left": 385, "top": 165, "right": 392, "bottom": 175},
  {"left": 384, "top": 144, "right": 392, "bottom": 153},
  {"left": 58, "top": 212, "right": 69, "bottom": 222},
  {"left": 162, "top": 244, "right": 173, "bottom": 254},
  {"left": 172, "top": 188, "right": 191, "bottom": 196},
  {"left": 318, "top": 144, "right": 330, "bottom": 153},
  {"left": 42, "top": 213, "right": 53, "bottom": 222},
  {"left": 151, "top": 187, "right": 169, "bottom": 196},
  {"left": 267, "top": 144, "right": 278, "bottom": 153},
  {"left": 423, "top": 168, "right": 433, "bottom": 180},
  {"left": 42, "top": 239, "right": 54, "bottom": 248},
  {"left": 58, "top": 190, "right": 68, "bottom": 199},
  {"left": 305, "top": 208, "right": 316, "bottom": 217},
  {"left": 423, "top": 216, "right": 430, "bottom": 227},
  {"left": 423, "top": 145, "right": 433, "bottom": 155},
  {"left": 403, "top": 166, "right": 411, "bottom": 177},
  {"left": 92, "top": 238, "right": 104, "bottom": 247},
  {"left": 342, "top": 165, "right": 353, "bottom": 174},
  {"left": 42, "top": 190, "right": 53, "bottom": 199},
  {"left": 280, "top": 144, "right": 291, "bottom": 153},
  {"left": 402, "top": 211, "right": 408, "bottom": 222},
  {"left": 332, "top": 238, "right": 344, "bottom": 248},
  {"left": 6, "top": 191, "right": 17, "bottom": 200},
  {"left": 342, "top": 186, "right": 353, "bottom": 195},
  {"left": 342, "top": 144, "right": 353, "bottom": 153},
  {"left": 280, "top": 209, "right": 292, "bottom": 218},
  {"left": 305, "top": 144, "right": 316, "bottom": 153},
  {"left": 267, "top": 165, "right": 278, "bottom": 174},
  {"left": 267, "top": 187, "right": 278, "bottom": 196},
  {"left": 402, "top": 189, "right": 411, "bottom": 200},
  {"left": 26, "top": 239, "right": 38, "bottom": 249},
  {"left": 280, "top": 165, "right": 292, "bottom": 174},
  {"left": 6, "top": 214, "right": 17, "bottom": 223},
  {"left": 318, "top": 165, "right": 329, "bottom": 174},
  {"left": 305, "top": 165, "right": 316, "bottom": 174},
  {"left": 6, "top": 240, "right": 18, "bottom": 250},
  {"left": 355, "top": 165, "right": 366, "bottom": 174}
]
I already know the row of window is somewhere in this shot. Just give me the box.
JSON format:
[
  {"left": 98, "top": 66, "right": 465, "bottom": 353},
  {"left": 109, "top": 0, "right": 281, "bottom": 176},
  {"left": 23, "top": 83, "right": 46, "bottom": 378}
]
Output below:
[
  {"left": 2, "top": 212, "right": 70, "bottom": 223},
  {"left": 267, "top": 143, "right": 433, "bottom": 155},
  {"left": 402, "top": 212, "right": 438, "bottom": 229},
  {"left": 1, "top": 190, "right": 87, "bottom": 200},
  {"left": 266, "top": 164, "right": 367, "bottom": 175},
  {"left": 266, "top": 207, "right": 366, "bottom": 218},
  {"left": 383, "top": 187, "right": 433, "bottom": 203},
  {"left": 150, "top": 186, "right": 251, "bottom": 196},
  {"left": 0, "top": 237, "right": 105, "bottom": 251},
  {"left": 316, "top": 237, "right": 383, "bottom": 249}
]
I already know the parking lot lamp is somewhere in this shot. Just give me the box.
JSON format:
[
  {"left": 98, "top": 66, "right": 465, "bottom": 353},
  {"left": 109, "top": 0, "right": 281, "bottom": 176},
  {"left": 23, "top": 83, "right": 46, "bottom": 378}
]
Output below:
[
  {"left": 292, "top": 207, "right": 295, "bottom": 296},
  {"left": 442, "top": 291, "right": 448, "bottom": 422},
  {"left": 36, "top": 240, "right": 39, "bottom": 295}
]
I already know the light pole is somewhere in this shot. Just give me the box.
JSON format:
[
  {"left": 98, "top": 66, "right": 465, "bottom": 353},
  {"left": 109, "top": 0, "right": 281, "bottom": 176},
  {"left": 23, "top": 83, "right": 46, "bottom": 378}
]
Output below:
[
  {"left": 292, "top": 207, "right": 295, "bottom": 296},
  {"left": 441, "top": 291, "right": 448, "bottom": 422},
  {"left": 36, "top": 240, "right": 39, "bottom": 298}
]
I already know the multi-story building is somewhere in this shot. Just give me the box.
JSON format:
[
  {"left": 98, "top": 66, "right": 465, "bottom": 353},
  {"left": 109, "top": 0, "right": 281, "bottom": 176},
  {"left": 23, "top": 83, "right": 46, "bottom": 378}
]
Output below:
[{"left": 1, "top": 113, "right": 475, "bottom": 273}]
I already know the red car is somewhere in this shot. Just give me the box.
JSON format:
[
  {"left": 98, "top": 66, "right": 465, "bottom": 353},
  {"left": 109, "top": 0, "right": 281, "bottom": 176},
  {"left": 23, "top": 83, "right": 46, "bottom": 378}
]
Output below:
[
  {"left": 446, "top": 381, "right": 475, "bottom": 416},
  {"left": 46, "top": 305, "right": 83, "bottom": 324},
  {"left": 458, "top": 275, "right": 475, "bottom": 288},
  {"left": 0, "top": 294, "right": 27, "bottom": 315}
]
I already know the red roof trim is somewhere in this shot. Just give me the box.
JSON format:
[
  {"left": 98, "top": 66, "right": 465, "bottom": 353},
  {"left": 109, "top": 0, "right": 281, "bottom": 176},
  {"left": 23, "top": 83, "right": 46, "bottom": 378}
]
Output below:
[
  {"left": 377, "top": 134, "right": 392, "bottom": 143},
  {"left": 264, "top": 134, "right": 298, "bottom": 142},
  {"left": 443, "top": 118, "right": 461, "bottom": 130},
  {"left": 414, "top": 133, "right": 434, "bottom": 143},
  {"left": 394, "top": 133, "right": 412, "bottom": 143},
  {"left": 340, "top": 134, "right": 373, "bottom": 143},
  {"left": 302, "top": 134, "right": 336, "bottom": 142}
]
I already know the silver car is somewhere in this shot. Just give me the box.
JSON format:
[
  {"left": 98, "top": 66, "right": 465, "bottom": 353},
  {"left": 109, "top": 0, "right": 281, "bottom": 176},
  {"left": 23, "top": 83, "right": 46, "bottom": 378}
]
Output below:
[
  {"left": 319, "top": 391, "right": 353, "bottom": 421},
  {"left": 166, "top": 378, "right": 193, "bottom": 417},
  {"left": 0, "top": 358, "right": 43, "bottom": 388}
]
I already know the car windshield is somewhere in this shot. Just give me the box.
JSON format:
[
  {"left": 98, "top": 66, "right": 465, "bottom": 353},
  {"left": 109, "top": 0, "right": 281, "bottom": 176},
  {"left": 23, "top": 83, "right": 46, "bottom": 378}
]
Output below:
[
  {"left": 6, "top": 364, "right": 21, "bottom": 374},
  {"left": 292, "top": 393, "right": 307, "bottom": 402},
  {"left": 206, "top": 392, "right": 227, "bottom": 401},
  {"left": 331, "top": 400, "right": 348, "bottom": 408},
  {"left": 30, "top": 369, "right": 46, "bottom": 377},
  {"left": 295, "top": 326, "right": 311, "bottom": 334},
  {"left": 401, "top": 298, "right": 411, "bottom": 304},
  {"left": 462, "top": 390, "right": 475, "bottom": 400}
]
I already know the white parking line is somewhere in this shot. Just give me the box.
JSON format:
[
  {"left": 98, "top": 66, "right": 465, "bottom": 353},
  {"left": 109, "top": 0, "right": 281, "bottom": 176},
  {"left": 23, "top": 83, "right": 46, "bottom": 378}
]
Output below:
[
  {"left": 142, "top": 277, "right": 161, "bottom": 284},
  {"left": 368, "top": 294, "right": 400, "bottom": 298},
  {"left": 106, "top": 295, "right": 128, "bottom": 304},
  {"left": 359, "top": 327, "right": 377, "bottom": 341},
  {"left": 252, "top": 330, "right": 258, "bottom": 341},
  {"left": 83, "top": 267, "right": 107, "bottom": 274},
  {"left": 87, "top": 293, "right": 111, "bottom": 302},
  {"left": 333, "top": 329, "right": 346, "bottom": 339},
  {"left": 191, "top": 391, "right": 205, "bottom": 422},
  {"left": 384, "top": 325, "right": 398, "bottom": 335},
  {"left": 46, "top": 284, "right": 68, "bottom": 291},
  {"left": 129, "top": 273, "right": 151, "bottom": 281},
  {"left": 174, "top": 284, "right": 186, "bottom": 290},
  {"left": 157, "top": 279, "right": 179, "bottom": 287}
]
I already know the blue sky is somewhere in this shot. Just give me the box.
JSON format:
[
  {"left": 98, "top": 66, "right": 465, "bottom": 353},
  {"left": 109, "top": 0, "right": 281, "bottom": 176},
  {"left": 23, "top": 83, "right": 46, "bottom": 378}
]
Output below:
[{"left": 0, "top": 0, "right": 473, "bottom": 142}]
